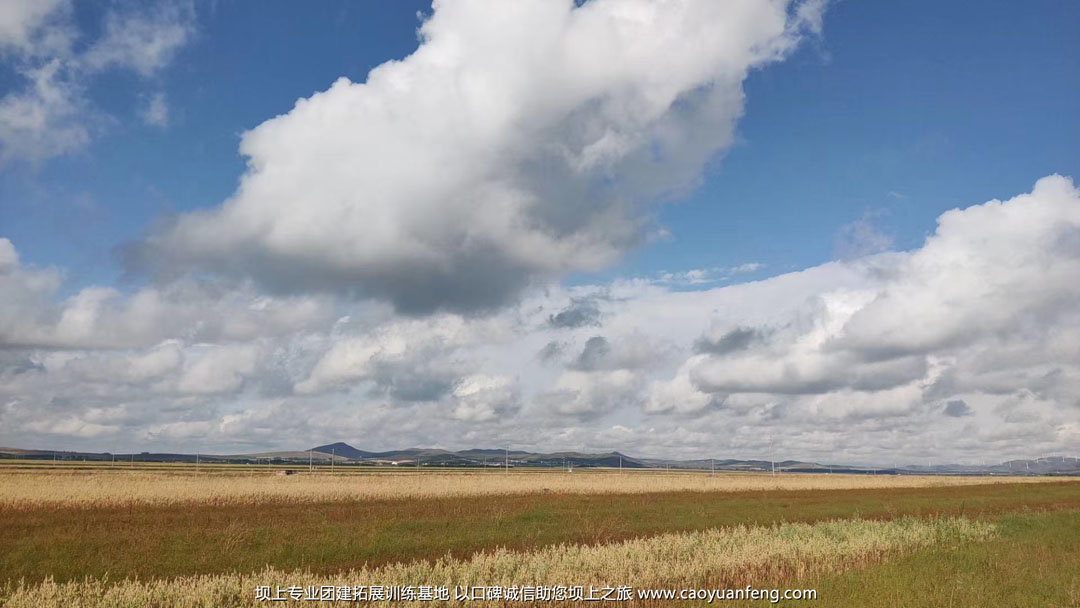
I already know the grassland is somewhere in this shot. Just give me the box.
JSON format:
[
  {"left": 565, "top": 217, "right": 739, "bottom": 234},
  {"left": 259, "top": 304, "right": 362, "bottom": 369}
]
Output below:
[
  {"left": 0, "top": 466, "right": 1057, "bottom": 509},
  {"left": 2, "top": 517, "right": 996, "bottom": 607},
  {"left": 1, "top": 466, "right": 1076, "bottom": 606},
  {"left": 2, "top": 480, "right": 1078, "bottom": 586},
  {"left": 783, "top": 509, "right": 1080, "bottom": 607}
]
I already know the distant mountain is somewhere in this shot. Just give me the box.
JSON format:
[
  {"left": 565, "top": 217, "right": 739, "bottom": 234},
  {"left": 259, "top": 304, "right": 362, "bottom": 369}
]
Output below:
[
  {"left": 310, "top": 442, "right": 379, "bottom": 460},
  {"left": 3, "top": 442, "right": 1078, "bottom": 476}
]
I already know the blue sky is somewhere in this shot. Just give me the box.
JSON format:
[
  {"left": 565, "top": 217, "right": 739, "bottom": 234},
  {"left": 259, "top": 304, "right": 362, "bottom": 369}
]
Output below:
[
  {"left": 1, "top": 0, "right": 1079, "bottom": 461},
  {"left": 598, "top": 0, "right": 1080, "bottom": 282},
  {"left": 5, "top": 0, "right": 1077, "bottom": 290}
]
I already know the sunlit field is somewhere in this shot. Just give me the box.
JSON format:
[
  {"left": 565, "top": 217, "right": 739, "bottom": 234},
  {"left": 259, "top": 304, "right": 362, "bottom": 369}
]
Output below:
[
  {"left": 0, "top": 462, "right": 1057, "bottom": 509},
  {"left": 2, "top": 464, "right": 1078, "bottom": 607},
  {"left": 4, "top": 517, "right": 995, "bottom": 607}
]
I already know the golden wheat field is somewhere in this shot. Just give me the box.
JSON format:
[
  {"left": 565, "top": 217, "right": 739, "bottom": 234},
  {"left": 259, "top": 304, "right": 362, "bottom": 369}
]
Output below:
[
  {"left": 0, "top": 468, "right": 1053, "bottom": 509},
  {"left": 2, "top": 516, "right": 995, "bottom": 608}
]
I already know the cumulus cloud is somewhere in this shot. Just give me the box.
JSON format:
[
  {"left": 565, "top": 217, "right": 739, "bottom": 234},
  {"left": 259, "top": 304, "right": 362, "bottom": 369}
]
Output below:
[
  {"left": 655, "top": 175, "right": 1080, "bottom": 459},
  {"left": 572, "top": 336, "right": 612, "bottom": 371},
  {"left": 7, "top": 176, "right": 1077, "bottom": 462},
  {"left": 644, "top": 367, "right": 716, "bottom": 415},
  {"left": 175, "top": 344, "right": 260, "bottom": 395},
  {"left": 294, "top": 315, "right": 477, "bottom": 396},
  {"left": 547, "top": 298, "right": 602, "bottom": 329},
  {"left": 687, "top": 296, "right": 930, "bottom": 395},
  {"left": 0, "top": 0, "right": 1076, "bottom": 467},
  {"left": 693, "top": 326, "right": 763, "bottom": 355},
  {"left": 537, "top": 340, "right": 567, "bottom": 363},
  {"left": 137, "top": 0, "right": 823, "bottom": 313},
  {"left": 65, "top": 341, "right": 183, "bottom": 386},
  {"left": 451, "top": 374, "right": 520, "bottom": 422},
  {"left": 837, "top": 176, "right": 1080, "bottom": 359},
  {"left": 944, "top": 399, "right": 971, "bottom": 417},
  {"left": 0, "top": 240, "right": 335, "bottom": 349},
  {"left": 0, "top": 238, "right": 19, "bottom": 269},
  {"left": 569, "top": 333, "right": 660, "bottom": 372},
  {"left": 538, "top": 368, "right": 643, "bottom": 419}
]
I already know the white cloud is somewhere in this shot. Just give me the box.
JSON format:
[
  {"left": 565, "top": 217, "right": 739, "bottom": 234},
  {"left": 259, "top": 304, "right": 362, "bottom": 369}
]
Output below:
[
  {"left": 140, "top": 91, "right": 169, "bottom": 127},
  {"left": 15, "top": 171, "right": 1078, "bottom": 462},
  {"left": 730, "top": 262, "right": 764, "bottom": 274},
  {"left": 644, "top": 367, "right": 715, "bottom": 415},
  {"left": 0, "top": 0, "right": 70, "bottom": 53},
  {"left": 65, "top": 342, "right": 183, "bottom": 385},
  {"left": 0, "top": 238, "right": 19, "bottom": 270},
  {"left": 176, "top": 344, "right": 259, "bottom": 395},
  {"left": 834, "top": 210, "right": 894, "bottom": 260},
  {"left": 539, "top": 368, "right": 643, "bottom": 419},
  {"left": 0, "top": 0, "right": 1076, "bottom": 467},
  {"left": 81, "top": 3, "right": 194, "bottom": 77},
  {"left": 293, "top": 314, "right": 499, "bottom": 396},
  {"left": 643, "top": 176, "right": 1080, "bottom": 460},
  {"left": 0, "top": 243, "right": 335, "bottom": 349},
  {"left": 838, "top": 175, "right": 1080, "bottom": 357},
  {"left": 654, "top": 262, "right": 766, "bottom": 286},
  {"left": 0, "top": 1, "right": 193, "bottom": 164},
  {"left": 140, "top": 0, "right": 823, "bottom": 313},
  {"left": 451, "top": 374, "right": 520, "bottom": 422},
  {"left": 0, "top": 59, "right": 90, "bottom": 162}
]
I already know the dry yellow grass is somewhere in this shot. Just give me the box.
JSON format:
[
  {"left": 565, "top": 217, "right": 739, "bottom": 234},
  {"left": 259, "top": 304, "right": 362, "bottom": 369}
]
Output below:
[
  {"left": 1, "top": 516, "right": 995, "bottom": 607},
  {"left": 0, "top": 468, "right": 1056, "bottom": 509}
]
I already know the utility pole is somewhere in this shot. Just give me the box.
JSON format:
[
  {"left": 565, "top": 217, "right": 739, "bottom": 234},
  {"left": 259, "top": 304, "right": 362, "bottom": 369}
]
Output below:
[
  {"left": 619, "top": 454, "right": 622, "bottom": 472},
  {"left": 504, "top": 447, "right": 509, "bottom": 473},
  {"left": 309, "top": 450, "right": 313, "bottom": 472},
  {"left": 331, "top": 448, "right": 335, "bottom": 473}
]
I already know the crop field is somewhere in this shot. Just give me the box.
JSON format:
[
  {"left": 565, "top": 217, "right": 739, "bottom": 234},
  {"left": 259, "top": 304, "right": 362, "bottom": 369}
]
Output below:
[
  {"left": 1, "top": 466, "right": 1078, "bottom": 607},
  {"left": 0, "top": 463, "right": 1059, "bottom": 509},
  {"left": 3, "top": 517, "right": 997, "bottom": 607}
]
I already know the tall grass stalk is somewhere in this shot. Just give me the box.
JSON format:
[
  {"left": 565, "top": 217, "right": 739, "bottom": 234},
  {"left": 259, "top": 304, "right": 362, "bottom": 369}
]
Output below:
[{"left": 2, "top": 517, "right": 995, "bottom": 607}]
